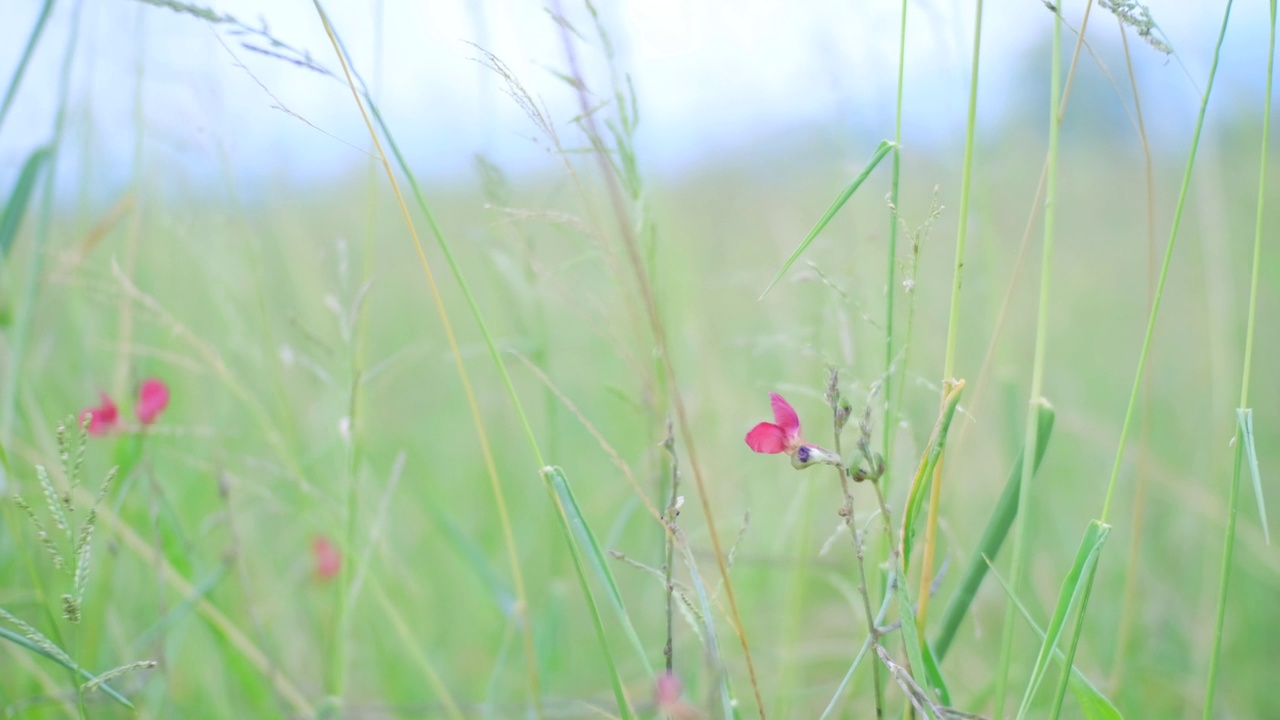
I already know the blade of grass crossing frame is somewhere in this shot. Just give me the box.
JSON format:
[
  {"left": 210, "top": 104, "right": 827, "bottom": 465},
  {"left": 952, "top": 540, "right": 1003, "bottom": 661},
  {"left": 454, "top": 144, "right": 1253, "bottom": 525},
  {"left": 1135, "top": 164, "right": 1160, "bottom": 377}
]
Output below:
[
  {"left": 921, "top": 640, "right": 951, "bottom": 706},
  {"left": 901, "top": 380, "right": 965, "bottom": 572},
  {"left": 1236, "top": 409, "right": 1269, "bottom": 544},
  {"left": 0, "top": 146, "right": 50, "bottom": 259},
  {"left": 934, "top": 401, "right": 1055, "bottom": 658},
  {"left": 894, "top": 568, "right": 938, "bottom": 719},
  {"left": 546, "top": 466, "right": 654, "bottom": 676},
  {"left": 1015, "top": 521, "right": 1110, "bottom": 719},
  {"left": 676, "top": 533, "right": 737, "bottom": 720},
  {"left": 758, "top": 140, "right": 895, "bottom": 299},
  {"left": 0, "top": 626, "right": 134, "bottom": 709},
  {"left": 540, "top": 467, "right": 636, "bottom": 720},
  {"left": 984, "top": 560, "right": 1123, "bottom": 720}
]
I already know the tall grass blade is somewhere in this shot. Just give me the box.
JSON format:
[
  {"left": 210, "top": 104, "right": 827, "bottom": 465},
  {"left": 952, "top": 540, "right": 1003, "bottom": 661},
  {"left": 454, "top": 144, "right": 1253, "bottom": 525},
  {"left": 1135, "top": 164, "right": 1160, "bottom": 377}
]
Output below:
[
  {"left": 545, "top": 466, "right": 653, "bottom": 676},
  {"left": 757, "top": 140, "right": 894, "bottom": 299},
  {"left": 540, "top": 467, "right": 636, "bottom": 720},
  {"left": 0, "top": 0, "right": 53, "bottom": 133},
  {"left": 676, "top": 532, "right": 737, "bottom": 720},
  {"left": 0, "top": 146, "right": 50, "bottom": 259},
  {"left": 934, "top": 401, "right": 1055, "bottom": 658},
  {"left": 894, "top": 569, "right": 937, "bottom": 719},
  {"left": 984, "top": 560, "right": 1123, "bottom": 720},
  {"left": 1236, "top": 409, "right": 1269, "bottom": 544},
  {"left": 901, "top": 379, "right": 965, "bottom": 571},
  {"left": 0, "top": 626, "right": 135, "bottom": 709},
  {"left": 1016, "top": 521, "right": 1110, "bottom": 719}
]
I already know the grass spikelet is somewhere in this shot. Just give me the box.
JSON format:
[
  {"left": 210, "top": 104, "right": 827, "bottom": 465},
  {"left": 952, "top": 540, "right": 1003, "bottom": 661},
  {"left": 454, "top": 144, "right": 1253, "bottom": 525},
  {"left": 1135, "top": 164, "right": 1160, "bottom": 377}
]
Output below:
[
  {"left": 35, "top": 465, "right": 70, "bottom": 542},
  {"left": 0, "top": 607, "right": 74, "bottom": 668},
  {"left": 1100, "top": 0, "right": 1173, "bottom": 54},
  {"left": 80, "top": 660, "right": 158, "bottom": 694},
  {"left": 11, "top": 493, "right": 65, "bottom": 571}
]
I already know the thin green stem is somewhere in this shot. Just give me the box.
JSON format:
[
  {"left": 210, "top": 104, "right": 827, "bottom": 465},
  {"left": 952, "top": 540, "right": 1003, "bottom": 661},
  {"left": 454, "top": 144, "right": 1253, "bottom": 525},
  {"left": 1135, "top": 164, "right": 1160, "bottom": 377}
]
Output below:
[
  {"left": 1203, "top": 0, "right": 1272, "bottom": 715},
  {"left": 995, "top": 10, "right": 1061, "bottom": 719},
  {"left": 0, "top": 0, "right": 53, "bottom": 133},
  {"left": 1098, "top": 0, "right": 1233, "bottom": 524},
  {"left": 1053, "top": 3, "right": 1235, "bottom": 719},
  {"left": 942, "top": 0, "right": 983, "bottom": 379},
  {"left": 882, "top": 0, "right": 908, "bottom": 473}
]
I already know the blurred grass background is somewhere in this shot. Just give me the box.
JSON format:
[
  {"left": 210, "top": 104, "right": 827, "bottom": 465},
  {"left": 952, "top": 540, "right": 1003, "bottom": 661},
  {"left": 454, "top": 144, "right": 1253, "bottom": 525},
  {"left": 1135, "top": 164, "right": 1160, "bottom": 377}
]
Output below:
[{"left": 1, "top": 1, "right": 1278, "bottom": 718}]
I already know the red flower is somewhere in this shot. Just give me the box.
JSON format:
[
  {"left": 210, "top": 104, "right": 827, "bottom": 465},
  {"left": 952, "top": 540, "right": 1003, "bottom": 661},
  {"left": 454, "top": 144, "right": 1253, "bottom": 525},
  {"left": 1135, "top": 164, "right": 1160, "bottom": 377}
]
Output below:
[
  {"left": 312, "top": 536, "right": 341, "bottom": 581},
  {"left": 745, "top": 392, "right": 841, "bottom": 470},
  {"left": 135, "top": 378, "right": 170, "bottom": 425},
  {"left": 80, "top": 393, "right": 120, "bottom": 436}
]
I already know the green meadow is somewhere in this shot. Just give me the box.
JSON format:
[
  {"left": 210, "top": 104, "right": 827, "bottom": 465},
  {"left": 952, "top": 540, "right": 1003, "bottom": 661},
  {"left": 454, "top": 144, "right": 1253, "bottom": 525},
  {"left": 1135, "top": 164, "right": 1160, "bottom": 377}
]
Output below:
[{"left": 1, "top": 1, "right": 1277, "bottom": 718}]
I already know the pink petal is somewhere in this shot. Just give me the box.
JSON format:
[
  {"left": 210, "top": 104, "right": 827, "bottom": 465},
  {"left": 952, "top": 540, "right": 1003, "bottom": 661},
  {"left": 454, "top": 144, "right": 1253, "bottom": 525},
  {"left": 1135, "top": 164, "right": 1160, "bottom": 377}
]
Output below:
[
  {"left": 135, "top": 378, "right": 170, "bottom": 425},
  {"left": 745, "top": 422, "right": 788, "bottom": 454},
  {"left": 80, "top": 393, "right": 120, "bottom": 436},
  {"left": 313, "top": 536, "right": 341, "bottom": 581},
  {"left": 770, "top": 392, "right": 801, "bottom": 441}
]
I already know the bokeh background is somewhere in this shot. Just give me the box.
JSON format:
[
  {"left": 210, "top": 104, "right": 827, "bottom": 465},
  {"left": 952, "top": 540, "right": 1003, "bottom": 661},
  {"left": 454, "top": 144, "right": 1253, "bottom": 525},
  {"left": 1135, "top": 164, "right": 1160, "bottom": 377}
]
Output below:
[{"left": 1, "top": 0, "right": 1277, "bottom": 718}]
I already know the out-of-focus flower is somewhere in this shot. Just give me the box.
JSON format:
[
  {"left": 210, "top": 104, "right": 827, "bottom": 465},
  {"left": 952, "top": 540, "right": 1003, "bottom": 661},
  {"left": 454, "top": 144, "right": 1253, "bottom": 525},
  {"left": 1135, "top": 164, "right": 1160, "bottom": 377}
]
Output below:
[
  {"left": 80, "top": 393, "right": 120, "bottom": 436},
  {"left": 135, "top": 378, "right": 170, "bottom": 425},
  {"left": 312, "top": 536, "right": 342, "bottom": 581},
  {"left": 655, "top": 670, "right": 701, "bottom": 719},
  {"left": 745, "top": 392, "right": 841, "bottom": 470}
]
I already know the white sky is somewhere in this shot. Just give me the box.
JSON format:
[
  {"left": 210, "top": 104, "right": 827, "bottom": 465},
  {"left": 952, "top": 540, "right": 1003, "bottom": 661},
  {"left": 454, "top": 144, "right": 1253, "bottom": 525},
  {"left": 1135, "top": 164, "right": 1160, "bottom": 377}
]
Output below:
[{"left": 0, "top": 0, "right": 1274, "bottom": 201}]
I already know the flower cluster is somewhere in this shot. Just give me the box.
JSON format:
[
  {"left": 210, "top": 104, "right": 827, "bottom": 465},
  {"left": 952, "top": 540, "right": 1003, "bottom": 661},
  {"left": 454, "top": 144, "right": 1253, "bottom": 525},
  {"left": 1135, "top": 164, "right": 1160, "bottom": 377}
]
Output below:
[{"left": 80, "top": 378, "right": 170, "bottom": 435}]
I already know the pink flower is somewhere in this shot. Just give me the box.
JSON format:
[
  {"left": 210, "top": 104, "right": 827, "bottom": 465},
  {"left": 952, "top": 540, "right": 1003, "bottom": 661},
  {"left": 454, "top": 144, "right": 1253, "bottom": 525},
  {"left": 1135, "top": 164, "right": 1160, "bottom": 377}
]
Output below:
[
  {"left": 135, "top": 378, "right": 170, "bottom": 425},
  {"left": 312, "top": 536, "right": 341, "bottom": 581},
  {"left": 654, "top": 671, "right": 700, "bottom": 719},
  {"left": 745, "top": 392, "right": 841, "bottom": 470},
  {"left": 80, "top": 393, "right": 120, "bottom": 436}
]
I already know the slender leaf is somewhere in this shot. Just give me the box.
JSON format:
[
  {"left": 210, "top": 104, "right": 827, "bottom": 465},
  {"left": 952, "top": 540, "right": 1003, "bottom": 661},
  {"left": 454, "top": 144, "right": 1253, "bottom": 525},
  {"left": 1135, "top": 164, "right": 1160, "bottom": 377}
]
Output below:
[
  {"left": 1236, "top": 408, "right": 1269, "bottom": 544},
  {"left": 985, "top": 559, "right": 1123, "bottom": 720},
  {"left": 758, "top": 140, "right": 895, "bottom": 299},
  {"left": 546, "top": 466, "right": 654, "bottom": 677},
  {"left": 935, "top": 401, "right": 1055, "bottom": 658},
  {"left": 901, "top": 380, "right": 965, "bottom": 572},
  {"left": 540, "top": 466, "right": 635, "bottom": 720},
  {"left": 0, "top": 626, "right": 135, "bottom": 709},
  {"left": 0, "top": 146, "right": 51, "bottom": 259},
  {"left": 1016, "top": 521, "right": 1110, "bottom": 720},
  {"left": 0, "top": 0, "right": 54, "bottom": 133},
  {"left": 921, "top": 639, "right": 951, "bottom": 707},
  {"left": 894, "top": 568, "right": 937, "bottom": 720},
  {"left": 677, "top": 530, "right": 738, "bottom": 720}
]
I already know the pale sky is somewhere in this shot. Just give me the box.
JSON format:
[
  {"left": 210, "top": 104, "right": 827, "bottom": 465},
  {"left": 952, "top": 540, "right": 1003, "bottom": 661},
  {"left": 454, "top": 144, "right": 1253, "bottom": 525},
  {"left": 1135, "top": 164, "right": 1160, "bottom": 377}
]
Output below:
[{"left": 0, "top": 0, "right": 1274, "bottom": 201}]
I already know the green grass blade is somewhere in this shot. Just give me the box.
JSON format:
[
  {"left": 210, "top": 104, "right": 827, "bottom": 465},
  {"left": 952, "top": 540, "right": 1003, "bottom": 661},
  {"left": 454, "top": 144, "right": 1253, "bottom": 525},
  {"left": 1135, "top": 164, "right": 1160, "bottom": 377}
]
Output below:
[
  {"left": 757, "top": 140, "right": 894, "bottom": 299},
  {"left": 678, "top": 533, "right": 739, "bottom": 720},
  {"left": 920, "top": 639, "right": 951, "bottom": 706},
  {"left": 0, "top": 0, "right": 53, "bottom": 133},
  {"left": 984, "top": 560, "right": 1123, "bottom": 720},
  {"left": 545, "top": 466, "right": 654, "bottom": 677},
  {"left": 540, "top": 467, "right": 635, "bottom": 720},
  {"left": 901, "top": 380, "right": 965, "bottom": 572},
  {"left": 894, "top": 568, "right": 937, "bottom": 719},
  {"left": 1016, "top": 520, "right": 1110, "bottom": 719},
  {"left": 0, "top": 627, "right": 135, "bottom": 709},
  {"left": 934, "top": 400, "right": 1055, "bottom": 658},
  {"left": 0, "top": 146, "right": 51, "bottom": 259},
  {"left": 1236, "top": 409, "right": 1269, "bottom": 544}
]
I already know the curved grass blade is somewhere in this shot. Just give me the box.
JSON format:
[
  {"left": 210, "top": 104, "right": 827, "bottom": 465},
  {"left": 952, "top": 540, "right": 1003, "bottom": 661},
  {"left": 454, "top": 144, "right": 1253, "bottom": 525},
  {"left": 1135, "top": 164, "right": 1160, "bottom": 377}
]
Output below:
[
  {"left": 894, "top": 568, "right": 937, "bottom": 719},
  {"left": 984, "top": 558, "right": 1122, "bottom": 720},
  {"left": 0, "top": 622, "right": 134, "bottom": 709},
  {"left": 541, "top": 467, "right": 636, "bottom": 720},
  {"left": 901, "top": 379, "right": 965, "bottom": 572},
  {"left": 0, "top": 0, "right": 53, "bottom": 133},
  {"left": 546, "top": 466, "right": 653, "bottom": 676},
  {"left": 1236, "top": 409, "right": 1269, "bottom": 544},
  {"left": 934, "top": 401, "right": 1055, "bottom": 658},
  {"left": 0, "top": 146, "right": 51, "bottom": 259},
  {"left": 757, "top": 140, "right": 895, "bottom": 299},
  {"left": 1016, "top": 520, "right": 1110, "bottom": 719}
]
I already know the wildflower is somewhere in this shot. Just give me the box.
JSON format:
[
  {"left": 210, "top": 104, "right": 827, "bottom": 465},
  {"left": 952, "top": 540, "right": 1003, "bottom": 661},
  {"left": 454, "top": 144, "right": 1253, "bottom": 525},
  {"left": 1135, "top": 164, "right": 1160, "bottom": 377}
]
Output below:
[
  {"left": 654, "top": 670, "right": 701, "bottom": 719},
  {"left": 312, "top": 536, "right": 341, "bottom": 581},
  {"left": 135, "top": 378, "right": 170, "bottom": 425},
  {"left": 80, "top": 394, "right": 120, "bottom": 436},
  {"left": 745, "top": 392, "right": 841, "bottom": 470}
]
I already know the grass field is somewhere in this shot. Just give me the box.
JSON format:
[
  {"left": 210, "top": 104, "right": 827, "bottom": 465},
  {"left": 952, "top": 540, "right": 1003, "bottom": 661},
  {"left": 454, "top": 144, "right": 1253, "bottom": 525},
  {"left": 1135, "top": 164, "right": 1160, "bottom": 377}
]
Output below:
[{"left": 1, "top": 1, "right": 1278, "bottom": 718}]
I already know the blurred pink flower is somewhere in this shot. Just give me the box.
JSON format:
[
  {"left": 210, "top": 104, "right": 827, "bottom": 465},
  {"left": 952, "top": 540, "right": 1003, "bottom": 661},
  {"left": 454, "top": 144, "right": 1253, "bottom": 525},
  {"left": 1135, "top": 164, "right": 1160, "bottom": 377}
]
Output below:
[
  {"left": 312, "top": 536, "right": 341, "bottom": 581},
  {"left": 80, "top": 393, "right": 120, "bottom": 436},
  {"left": 745, "top": 392, "right": 841, "bottom": 470},
  {"left": 135, "top": 378, "right": 170, "bottom": 425},
  {"left": 655, "top": 671, "right": 700, "bottom": 719}
]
